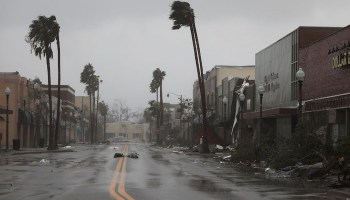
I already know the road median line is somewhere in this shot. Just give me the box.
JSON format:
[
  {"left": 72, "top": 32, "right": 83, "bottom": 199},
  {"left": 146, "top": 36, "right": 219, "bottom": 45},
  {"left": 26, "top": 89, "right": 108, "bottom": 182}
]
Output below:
[
  {"left": 118, "top": 145, "right": 135, "bottom": 200},
  {"left": 109, "top": 145, "right": 126, "bottom": 200}
]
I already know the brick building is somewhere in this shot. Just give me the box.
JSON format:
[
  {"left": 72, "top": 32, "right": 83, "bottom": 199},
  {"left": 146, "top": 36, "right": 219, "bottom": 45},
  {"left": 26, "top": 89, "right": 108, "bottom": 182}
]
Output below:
[
  {"left": 244, "top": 26, "right": 342, "bottom": 146},
  {"left": 300, "top": 25, "right": 350, "bottom": 144}
]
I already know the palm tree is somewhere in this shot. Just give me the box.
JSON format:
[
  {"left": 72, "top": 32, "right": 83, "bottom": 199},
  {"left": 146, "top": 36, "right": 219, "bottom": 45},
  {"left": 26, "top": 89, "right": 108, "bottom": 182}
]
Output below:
[
  {"left": 147, "top": 100, "right": 160, "bottom": 143},
  {"left": 150, "top": 68, "right": 166, "bottom": 144},
  {"left": 99, "top": 101, "right": 108, "bottom": 142},
  {"left": 170, "top": 1, "right": 209, "bottom": 153},
  {"left": 53, "top": 19, "right": 61, "bottom": 149},
  {"left": 26, "top": 15, "right": 58, "bottom": 150},
  {"left": 80, "top": 64, "right": 98, "bottom": 144}
]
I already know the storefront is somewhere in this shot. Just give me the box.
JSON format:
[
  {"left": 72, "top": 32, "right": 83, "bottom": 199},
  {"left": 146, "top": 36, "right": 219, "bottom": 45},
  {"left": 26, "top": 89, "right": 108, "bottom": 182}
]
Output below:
[{"left": 300, "top": 25, "right": 350, "bottom": 144}]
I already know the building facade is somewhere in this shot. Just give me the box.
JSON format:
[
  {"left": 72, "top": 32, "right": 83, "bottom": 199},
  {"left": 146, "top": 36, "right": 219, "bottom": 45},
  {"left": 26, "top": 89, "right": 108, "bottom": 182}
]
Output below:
[
  {"left": 300, "top": 25, "right": 350, "bottom": 145},
  {"left": 245, "top": 26, "right": 342, "bottom": 145},
  {"left": 106, "top": 121, "right": 145, "bottom": 142},
  {"left": 0, "top": 72, "right": 49, "bottom": 149}
]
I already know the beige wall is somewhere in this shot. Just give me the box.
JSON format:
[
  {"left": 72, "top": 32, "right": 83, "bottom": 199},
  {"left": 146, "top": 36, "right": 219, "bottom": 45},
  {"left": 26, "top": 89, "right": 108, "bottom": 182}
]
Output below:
[
  {"left": 75, "top": 96, "right": 90, "bottom": 112},
  {"left": 106, "top": 121, "right": 145, "bottom": 141},
  {"left": 0, "top": 72, "right": 29, "bottom": 147},
  {"left": 216, "top": 66, "right": 255, "bottom": 86}
]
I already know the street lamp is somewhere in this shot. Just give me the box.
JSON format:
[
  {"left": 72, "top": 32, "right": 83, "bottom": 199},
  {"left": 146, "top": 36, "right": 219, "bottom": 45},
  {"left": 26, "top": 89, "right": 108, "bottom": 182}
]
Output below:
[
  {"left": 296, "top": 68, "right": 305, "bottom": 124},
  {"left": 4, "top": 87, "right": 11, "bottom": 151},
  {"left": 69, "top": 112, "right": 73, "bottom": 144},
  {"left": 222, "top": 96, "right": 228, "bottom": 146},
  {"left": 64, "top": 111, "right": 67, "bottom": 144},
  {"left": 35, "top": 99, "right": 40, "bottom": 147},
  {"left": 239, "top": 93, "right": 245, "bottom": 140},
  {"left": 258, "top": 83, "right": 265, "bottom": 145}
]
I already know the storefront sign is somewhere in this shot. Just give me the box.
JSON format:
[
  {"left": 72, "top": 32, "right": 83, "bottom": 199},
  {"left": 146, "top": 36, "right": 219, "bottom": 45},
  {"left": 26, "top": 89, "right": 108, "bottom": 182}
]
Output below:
[
  {"left": 332, "top": 51, "right": 350, "bottom": 69},
  {"left": 263, "top": 72, "right": 280, "bottom": 92}
]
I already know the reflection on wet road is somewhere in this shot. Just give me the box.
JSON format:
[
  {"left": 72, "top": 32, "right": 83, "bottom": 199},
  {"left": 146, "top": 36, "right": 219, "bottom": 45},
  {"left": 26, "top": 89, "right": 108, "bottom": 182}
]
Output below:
[{"left": 0, "top": 143, "right": 328, "bottom": 200}]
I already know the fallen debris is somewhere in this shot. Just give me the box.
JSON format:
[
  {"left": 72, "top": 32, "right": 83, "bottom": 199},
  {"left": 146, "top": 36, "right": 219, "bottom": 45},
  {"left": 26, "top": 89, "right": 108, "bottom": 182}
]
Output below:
[
  {"left": 127, "top": 152, "right": 139, "bottom": 159},
  {"left": 39, "top": 159, "right": 50, "bottom": 164},
  {"left": 110, "top": 146, "right": 119, "bottom": 150},
  {"left": 114, "top": 153, "right": 124, "bottom": 158}
]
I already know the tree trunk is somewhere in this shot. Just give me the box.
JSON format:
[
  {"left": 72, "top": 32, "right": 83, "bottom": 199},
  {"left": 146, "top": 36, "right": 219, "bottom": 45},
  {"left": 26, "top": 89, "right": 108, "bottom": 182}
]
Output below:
[
  {"left": 96, "top": 85, "right": 99, "bottom": 143},
  {"left": 190, "top": 17, "right": 209, "bottom": 153},
  {"left": 54, "top": 34, "right": 61, "bottom": 150},
  {"left": 160, "top": 80, "right": 163, "bottom": 126},
  {"left": 156, "top": 89, "right": 160, "bottom": 144},
  {"left": 89, "top": 94, "right": 93, "bottom": 144},
  {"left": 45, "top": 47, "right": 54, "bottom": 150},
  {"left": 103, "top": 115, "right": 106, "bottom": 142},
  {"left": 92, "top": 93, "right": 96, "bottom": 143}
]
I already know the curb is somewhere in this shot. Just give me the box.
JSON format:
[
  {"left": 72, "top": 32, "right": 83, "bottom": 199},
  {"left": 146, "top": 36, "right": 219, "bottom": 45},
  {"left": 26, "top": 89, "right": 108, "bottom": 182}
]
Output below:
[{"left": 328, "top": 188, "right": 350, "bottom": 200}]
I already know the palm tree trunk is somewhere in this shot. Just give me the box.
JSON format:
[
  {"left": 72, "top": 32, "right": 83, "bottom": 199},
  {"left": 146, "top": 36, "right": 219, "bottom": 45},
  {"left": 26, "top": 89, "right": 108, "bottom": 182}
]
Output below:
[
  {"left": 160, "top": 80, "right": 164, "bottom": 144},
  {"left": 156, "top": 89, "right": 160, "bottom": 144},
  {"left": 160, "top": 80, "right": 163, "bottom": 125},
  {"left": 103, "top": 115, "right": 106, "bottom": 142},
  {"left": 92, "top": 93, "right": 96, "bottom": 143},
  {"left": 89, "top": 94, "right": 93, "bottom": 144},
  {"left": 54, "top": 34, "right": 61, "bottom": 149},
  {"left": 96, "top": 89, "right": 99, "bottom": 143},
  {"left": 45, "top": 48, "right": 54, "bottom": 150},
  {"left": 189, "top": 18, "right": 209, "bottom": 153},
  {"left": 192, "top": 20, "right": 209, "bottom": 153}
]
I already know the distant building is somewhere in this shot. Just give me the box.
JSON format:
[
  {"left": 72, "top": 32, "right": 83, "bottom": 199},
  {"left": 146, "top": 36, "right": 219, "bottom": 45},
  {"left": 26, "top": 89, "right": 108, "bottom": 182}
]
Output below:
[
  {"left": 193, "top": 65, "right": 255, "bottom": 145},
  {"left": 193, "top": 65, "right": 255, "bottom": 115},
  {"left": 106, "top": 121, "right": 145, "bottom": 142}
]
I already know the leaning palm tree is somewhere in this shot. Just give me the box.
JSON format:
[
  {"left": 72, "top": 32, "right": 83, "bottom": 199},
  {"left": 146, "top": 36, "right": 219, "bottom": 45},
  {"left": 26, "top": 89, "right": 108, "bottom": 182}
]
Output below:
[
  {"left": 26, "top": 15, "right": 58, "bottom": 150},
  {"left": 170, "top": 1, "right": 209, "bottom": 153},
  {"left": 53, "top": 19, "right": 61, "bottom": 149}
]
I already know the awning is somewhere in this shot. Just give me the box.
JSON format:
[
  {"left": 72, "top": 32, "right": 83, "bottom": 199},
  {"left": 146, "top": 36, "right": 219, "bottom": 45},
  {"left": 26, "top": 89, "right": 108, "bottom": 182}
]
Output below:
[{"left": 243, "top": 107, "right": 297, "bottom": 120}]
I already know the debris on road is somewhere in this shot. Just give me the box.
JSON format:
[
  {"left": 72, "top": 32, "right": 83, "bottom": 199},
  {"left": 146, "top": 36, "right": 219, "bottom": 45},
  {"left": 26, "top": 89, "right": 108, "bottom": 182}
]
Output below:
[
  {"left": 110, "top": 146, "right": 119, "bottom": 150},
  {"left": 127, "top": 152, "right": 139, "bottom": 159},
  {"left": 114, "top": 153, "right": 124, "bottom": 158},
  {"left": 39, "top": 159, "right": 50, "bottom": 165}
]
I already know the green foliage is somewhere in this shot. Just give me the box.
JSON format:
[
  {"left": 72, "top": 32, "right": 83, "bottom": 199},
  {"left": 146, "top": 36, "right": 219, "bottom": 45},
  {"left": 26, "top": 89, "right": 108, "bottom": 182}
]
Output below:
[
  {"left": 26, "top": 15, "right": 59, "bottom": 59},
  {"left": 169, "top": 1, "right": 192, "bottom": 29},
  {"left": 149, "top": 68, "right": 166, "bottom": 93},
  {"left": 335, "top": 135, "right": 350, "bottom": 156},
  {"left": 99, "top": 101, "right": 108, "bottom": 116},
  {"left": 80, "top": 63, "right": 99, "bottom": 95},
  {"left": 231, "top": 138, "right": 256, "bottom": 161}
]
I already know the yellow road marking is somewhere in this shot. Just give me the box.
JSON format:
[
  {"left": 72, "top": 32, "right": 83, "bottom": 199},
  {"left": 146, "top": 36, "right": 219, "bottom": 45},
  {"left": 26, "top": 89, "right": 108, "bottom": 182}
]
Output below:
[
  {"left": 118, "top": 146, "right": 135, "bottom": 200},
  {"left": 109, "top": 145, "right": 126, "bottom": 200},
  {"left": 109, "top": 145, "right": 135, "bottom": 200}
]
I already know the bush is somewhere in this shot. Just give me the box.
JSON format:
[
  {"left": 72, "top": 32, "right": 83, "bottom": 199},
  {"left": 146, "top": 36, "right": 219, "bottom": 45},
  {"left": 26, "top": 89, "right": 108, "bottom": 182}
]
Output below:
[{"left": 231, "top": 137, "right": 256, "bottom": 162}]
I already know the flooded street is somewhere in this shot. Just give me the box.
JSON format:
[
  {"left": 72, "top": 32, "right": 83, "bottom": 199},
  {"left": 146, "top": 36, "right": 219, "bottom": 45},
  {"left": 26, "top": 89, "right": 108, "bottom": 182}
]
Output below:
[{"left": 0, "top": 143, "right": 331, "bottom": 200}]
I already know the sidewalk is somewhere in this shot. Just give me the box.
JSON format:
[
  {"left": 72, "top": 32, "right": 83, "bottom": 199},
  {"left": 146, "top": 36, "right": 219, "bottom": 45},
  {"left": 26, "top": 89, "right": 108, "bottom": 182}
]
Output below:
[
  {"left": 328, "top": 188, "right": 350, "bottom": 200},
  {"left": 0, "top": 147, "right": 75, "bottom": 155}
]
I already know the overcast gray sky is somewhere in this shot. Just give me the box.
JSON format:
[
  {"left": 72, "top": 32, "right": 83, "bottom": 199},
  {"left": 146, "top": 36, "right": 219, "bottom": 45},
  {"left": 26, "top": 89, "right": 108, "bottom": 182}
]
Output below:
[{"left": 1, "top": 0, "right": 350, "bottom": 111}]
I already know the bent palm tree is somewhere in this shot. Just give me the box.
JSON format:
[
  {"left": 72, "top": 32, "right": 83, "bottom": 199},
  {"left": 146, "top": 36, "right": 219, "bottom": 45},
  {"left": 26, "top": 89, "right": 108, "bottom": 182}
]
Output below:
[
  {"left": 53, "top": 20, "right": 61, "bottom": 149},
  {"left": 170, "top": 1, "right": 209, "bottom": 153},
  {"left": 26, "top": 15, "right": 58, "bottom": 150}
]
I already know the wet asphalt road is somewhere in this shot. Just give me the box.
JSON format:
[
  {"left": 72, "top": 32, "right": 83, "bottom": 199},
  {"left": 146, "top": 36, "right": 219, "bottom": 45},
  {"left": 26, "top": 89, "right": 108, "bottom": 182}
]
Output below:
[{"left": 0, "top": 143, "right": 329, "bottom": 200}]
